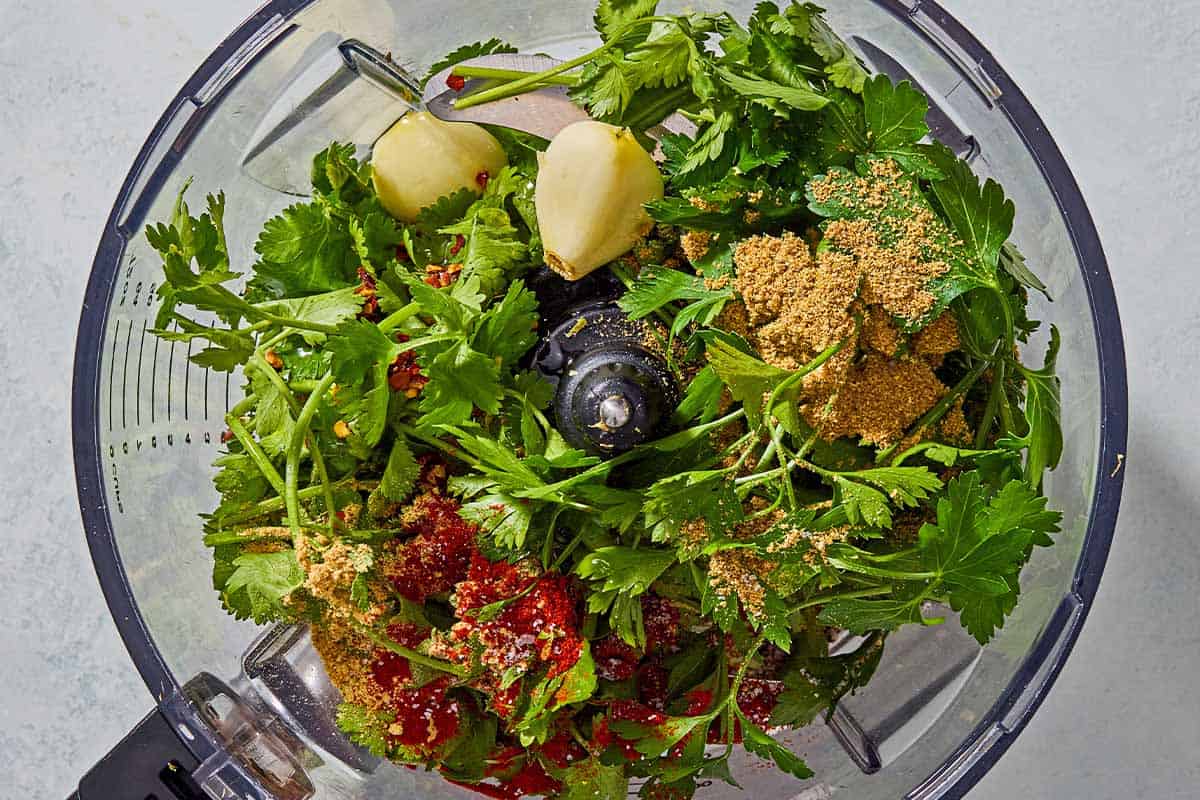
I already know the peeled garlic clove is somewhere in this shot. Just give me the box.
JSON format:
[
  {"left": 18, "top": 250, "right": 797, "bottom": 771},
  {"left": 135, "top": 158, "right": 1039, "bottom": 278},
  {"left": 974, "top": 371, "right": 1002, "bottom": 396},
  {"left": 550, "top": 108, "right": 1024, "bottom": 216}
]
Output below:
[
  {"left": 371, "top": 111, "right": 508, "bottom": 222},
  {"left": 535, "top": 121, "right": 665, "bottom": 280}
]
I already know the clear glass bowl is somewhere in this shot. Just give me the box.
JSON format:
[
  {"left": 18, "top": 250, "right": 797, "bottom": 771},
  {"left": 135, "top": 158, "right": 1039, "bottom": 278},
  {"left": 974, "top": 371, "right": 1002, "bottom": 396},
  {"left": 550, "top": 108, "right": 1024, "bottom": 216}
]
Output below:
[{"left": 72, "top": 1, "right": 1127, "bottom": 798}]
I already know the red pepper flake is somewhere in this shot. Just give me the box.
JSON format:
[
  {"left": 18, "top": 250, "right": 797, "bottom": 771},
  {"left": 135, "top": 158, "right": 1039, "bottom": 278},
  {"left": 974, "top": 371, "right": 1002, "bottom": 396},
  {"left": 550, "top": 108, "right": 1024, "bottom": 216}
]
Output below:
[
  {"left": 220, "top": 429, "right": 235, "bottom": 444},
  {"left": 446, "top": 73, "right": 467, "bottom": 92},
  {"left": 475, "top": 171, "right": 490, "bottom": 190},
  {"left": 354, "top": 267, "right": 382, "bottom": 321},
  {"left": 424, "top": 262, "right": 463, "bottom": 288},
  {"left": 388, "top": 349, "right": 427, "bottom": 397},
  {"left": 383, "top": 493, "right": 477, "bottom": 603},
  {"left": 450, "top": 234, "right": 466, "bottom": 255}
]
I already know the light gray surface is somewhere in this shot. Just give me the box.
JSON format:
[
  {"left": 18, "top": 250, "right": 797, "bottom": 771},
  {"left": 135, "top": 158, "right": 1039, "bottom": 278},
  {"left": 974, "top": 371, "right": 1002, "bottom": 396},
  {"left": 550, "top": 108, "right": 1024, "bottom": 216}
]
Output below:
[{"left": 0, "top": 1, "right": 1188, "bottom": 798}]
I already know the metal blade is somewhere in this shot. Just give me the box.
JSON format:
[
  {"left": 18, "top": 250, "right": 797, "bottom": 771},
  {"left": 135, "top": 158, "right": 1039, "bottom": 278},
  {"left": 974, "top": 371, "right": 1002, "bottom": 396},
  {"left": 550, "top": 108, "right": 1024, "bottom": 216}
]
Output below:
[{"left": 424, "top": 53, "right": 696, "bottom": 143}]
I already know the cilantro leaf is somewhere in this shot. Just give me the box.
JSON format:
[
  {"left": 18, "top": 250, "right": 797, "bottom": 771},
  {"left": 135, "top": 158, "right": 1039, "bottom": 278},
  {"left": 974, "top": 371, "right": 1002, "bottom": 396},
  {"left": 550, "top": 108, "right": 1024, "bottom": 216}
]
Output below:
[
  {"left": 798, "top": 7, "right": 869, "bottom": 92},
  {"left": 417, "top": 341, "right": 503, "bottom": 426},
  {"left": 715, "top": 66, "right": 828, "bottom": 111},
  {"left": 221, "top": 549, "right": 304, "bottom": 624},
  {"left": 325, "top": 319, "right": 398, "bottom": 385},
  {"left": 380, "top": 436, "right": 419, "bottom": 501},
  {"left": 403, "top": 188, "right": 478, "bottom": 267},
  {"left": 460, "top": 493, "right": 536, "bottom": 550},
  {"left": 472, "top": 279, "right": 539, "bottom": 368},
  {"left": 336, "top": 703, "right": 393, "bottom": 758},
  {"left": 348, "top": 212, "right": 404, "bottom": 269},
  {"left": 253, "top": 202, "right": 359, "bottom": 296},
  {"left": 594, "top": 0, "right": 661, "bottom": 42}
]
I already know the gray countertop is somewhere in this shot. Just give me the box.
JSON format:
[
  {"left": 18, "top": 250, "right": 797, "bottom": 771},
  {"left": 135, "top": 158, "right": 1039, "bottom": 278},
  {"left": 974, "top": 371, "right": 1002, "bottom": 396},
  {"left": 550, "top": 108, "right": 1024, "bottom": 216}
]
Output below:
[{"left": 0, "top": 1, "right": 1189, "bottom": 798}]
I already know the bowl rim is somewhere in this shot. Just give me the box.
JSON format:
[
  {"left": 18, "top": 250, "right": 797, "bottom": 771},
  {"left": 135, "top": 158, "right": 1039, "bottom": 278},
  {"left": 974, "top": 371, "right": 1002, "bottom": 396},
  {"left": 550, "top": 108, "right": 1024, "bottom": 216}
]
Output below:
[{"left": 71, "top": 1, "right": 1128, "bottom": 796}]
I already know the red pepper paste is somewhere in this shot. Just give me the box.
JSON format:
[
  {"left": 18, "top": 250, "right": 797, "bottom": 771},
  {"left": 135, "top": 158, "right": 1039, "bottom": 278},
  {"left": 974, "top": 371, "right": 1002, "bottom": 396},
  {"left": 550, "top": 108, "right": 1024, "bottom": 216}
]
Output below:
[
  {"left": 367, "top": 623, "right": 461, "bottom": 753},
  {"left": 452, "top": 553, "right": 584, "bottom": 679},
  {"left": 592, "top": 635, "right": 639, "bottom": 682},
  {"left": 383, "top": 493, "right": 477, "bottom": 603},
  {"left": 641, "top": 594, "right": 681, "bottom": 654}
]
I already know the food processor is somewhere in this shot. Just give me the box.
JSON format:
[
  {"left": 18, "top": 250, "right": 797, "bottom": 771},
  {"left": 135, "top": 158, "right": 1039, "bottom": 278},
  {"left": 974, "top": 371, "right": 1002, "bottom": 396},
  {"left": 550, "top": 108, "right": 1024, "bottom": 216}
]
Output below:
[{"left": 70, "top": 1, "right": 1128, "bottom": 798}]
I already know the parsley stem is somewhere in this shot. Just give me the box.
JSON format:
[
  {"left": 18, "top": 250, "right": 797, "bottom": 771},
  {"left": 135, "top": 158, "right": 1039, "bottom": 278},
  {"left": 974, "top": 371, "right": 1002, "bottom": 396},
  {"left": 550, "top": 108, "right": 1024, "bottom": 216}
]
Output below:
[
  {"left": 541, "top": 505, "right": 566, "bottom": 571},
  {"left": 974, "top": 359, "right": 1006, "bottom": 449},
  {"left": 351, "top": 621, "right": 469, "bottom": 678},
  {"left": 551, "top": 528, "right": 586, "bottom": 572},
  {"left": 790, "top": 586, "right": 892, "bottom": 613},
  {"left": 769, "top": 424, "right": 798, "bottom": 509},
  {"left": 285, "top": 374, "right": 336, "bottom": 542},
  {"left": 225, "top": 415, "right": 287, "bottom": 498},
  {"left": 452, "top": 65, "right": 580, "bottom": 85},
  {"left": 377, "top": 301, "right": 421, "bottom": 334}
]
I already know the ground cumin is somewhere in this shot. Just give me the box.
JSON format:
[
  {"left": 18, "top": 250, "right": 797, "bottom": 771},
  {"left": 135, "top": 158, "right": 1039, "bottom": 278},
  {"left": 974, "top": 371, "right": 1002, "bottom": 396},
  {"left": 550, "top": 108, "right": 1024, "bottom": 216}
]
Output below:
[{"left": 723, "top": 159, "right": 977, "bottom": 446}]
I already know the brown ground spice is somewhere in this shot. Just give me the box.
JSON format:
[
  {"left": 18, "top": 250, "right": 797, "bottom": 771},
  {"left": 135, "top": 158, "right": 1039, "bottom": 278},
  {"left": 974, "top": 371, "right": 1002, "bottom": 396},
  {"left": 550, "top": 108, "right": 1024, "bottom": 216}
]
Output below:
[
  {"left": 681, "top": 230, "right": 713, "bottom": 264},
  {"left": 311, "top": 622, "right": 383, "bottom": 709},
  {"left": 720, "top": 160, "right": 976, "bottom": 446},
  {"left": 732, "top": 233, "right": 861, "bottom": 372},
  {"left": 805, "top": 355, "right": 947, "bottom": 446}
]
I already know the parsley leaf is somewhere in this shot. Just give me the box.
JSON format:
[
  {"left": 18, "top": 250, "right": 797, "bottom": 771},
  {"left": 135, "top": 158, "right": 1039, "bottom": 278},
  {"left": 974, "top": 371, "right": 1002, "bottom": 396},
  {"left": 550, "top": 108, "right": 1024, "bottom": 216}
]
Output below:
[{"left": 737, "top": 711, "right": 814, "bottom": 779}]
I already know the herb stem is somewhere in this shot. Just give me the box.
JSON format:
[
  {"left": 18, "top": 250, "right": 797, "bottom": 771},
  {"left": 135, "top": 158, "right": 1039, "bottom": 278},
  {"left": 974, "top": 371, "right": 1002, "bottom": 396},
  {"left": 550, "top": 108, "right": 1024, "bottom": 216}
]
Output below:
[
  {"left": 395, "top": 423, "right": 483, "bottom": 469},
  {"left": 352, "top": 622, "right": 470, "bottom": 678},
  {"left": 790, "top": 586, "right": 892, "bottom": 613},
  {"left": 974, "top": 359, "right": 1006, "bottom": 449},
  {"left": 451, "top": 16, "right": 680, "bottom": 110},
  {"left": 285, "top": 374, "right": 335, "bottom": 541},
  {"left": 251, "top": 353, "right": 337, "bottom": 524},
  {"left": 877, "top": 353, "right": 995, "bottom": 463},
  {"left": 452, "top": 65, "right": 581, "bottom": 85},
  {"left": 210, "top": 478, "right": 372, "bottom": 529},
  {"left": 378, "top": 301, "right": 422, "bottom": 334},
  {"left": 225, "top": 415, "right": 286, "bottom": 497}
]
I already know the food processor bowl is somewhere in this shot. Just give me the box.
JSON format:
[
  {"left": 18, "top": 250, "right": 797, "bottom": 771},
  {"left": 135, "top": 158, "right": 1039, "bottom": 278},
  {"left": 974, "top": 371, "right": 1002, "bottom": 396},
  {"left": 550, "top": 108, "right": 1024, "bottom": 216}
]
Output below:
[{"left": 71, "top": 1, "right": 1127, "bottom": 798}]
